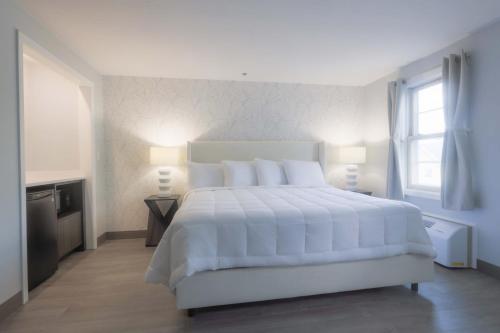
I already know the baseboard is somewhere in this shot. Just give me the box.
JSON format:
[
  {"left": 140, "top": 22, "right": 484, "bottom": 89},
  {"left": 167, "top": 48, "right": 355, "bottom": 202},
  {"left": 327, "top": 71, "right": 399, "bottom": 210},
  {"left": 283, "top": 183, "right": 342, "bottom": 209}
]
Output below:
[
  {"left": 96, "top": 230, "right": 147, "bottom": 246},
  {"left": 105, "top": 230, "right": 146, "bottom": 240},
  {"left": 0, "top": 291, "right": 22, "bottom": 322},
  {"left": 97, "top": 232, "right": 107, "bottom": 247},
  {"left": 477, "top": 259, "right": 500, "bottom": 280}
]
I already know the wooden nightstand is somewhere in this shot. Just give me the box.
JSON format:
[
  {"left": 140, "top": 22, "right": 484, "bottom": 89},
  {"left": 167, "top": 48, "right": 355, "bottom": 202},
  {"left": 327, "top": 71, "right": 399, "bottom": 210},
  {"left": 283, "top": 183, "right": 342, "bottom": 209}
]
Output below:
[
  {"left": 348, "top": 189, "right": 373, "bottom": 196},
  {"left": 144, "top": 195, "right": 180, "bottom": 247}
]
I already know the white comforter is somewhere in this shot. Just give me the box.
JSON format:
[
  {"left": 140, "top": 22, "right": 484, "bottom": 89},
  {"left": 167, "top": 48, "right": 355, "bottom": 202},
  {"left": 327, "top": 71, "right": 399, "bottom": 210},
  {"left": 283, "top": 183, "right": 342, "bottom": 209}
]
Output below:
[{"left": 145, "top": 186, "right": 435, "bottom": 290}]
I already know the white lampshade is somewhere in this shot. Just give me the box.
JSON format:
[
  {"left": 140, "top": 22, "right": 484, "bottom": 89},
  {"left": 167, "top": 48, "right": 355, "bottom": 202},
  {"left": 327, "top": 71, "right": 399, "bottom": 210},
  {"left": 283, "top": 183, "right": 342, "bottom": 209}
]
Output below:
[
  {"left": 149, "top": 146, "right": 180, "bottom": 166},
  {"left": 339, "top": 146, "right": 366, "bottom": 164}
]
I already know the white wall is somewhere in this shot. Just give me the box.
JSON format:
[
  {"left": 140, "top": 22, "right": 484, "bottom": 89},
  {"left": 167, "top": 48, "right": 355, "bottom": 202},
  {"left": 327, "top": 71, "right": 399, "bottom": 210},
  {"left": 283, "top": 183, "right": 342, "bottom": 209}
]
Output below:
[
  {"left": 23, "top": 56, "right": 81, "bottom": 172},
  {"left": 0, "top": 0, "right": 104, "bottom": 305},
  {"left": 362, "top": 20, "right": 500, "bottom": 267},
  {"left": 360, "top": 72, "right": 398, "bottom": 197},
  {"left": 103, "top": 77, "right": 364, "bottom": 231}
]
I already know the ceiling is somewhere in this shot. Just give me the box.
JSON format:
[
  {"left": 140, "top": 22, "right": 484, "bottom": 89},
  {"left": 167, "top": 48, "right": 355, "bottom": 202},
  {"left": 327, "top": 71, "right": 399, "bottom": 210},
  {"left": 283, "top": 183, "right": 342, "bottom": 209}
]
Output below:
[{"left": 16, "top": 0, "right": 500, "bottom": 86}]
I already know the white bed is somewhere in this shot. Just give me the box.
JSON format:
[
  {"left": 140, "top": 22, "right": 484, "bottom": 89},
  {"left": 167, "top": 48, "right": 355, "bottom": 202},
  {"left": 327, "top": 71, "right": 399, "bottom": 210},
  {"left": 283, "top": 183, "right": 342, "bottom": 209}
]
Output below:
[{"left": 145, "top": 141, "right": 435, "bottom": 314}]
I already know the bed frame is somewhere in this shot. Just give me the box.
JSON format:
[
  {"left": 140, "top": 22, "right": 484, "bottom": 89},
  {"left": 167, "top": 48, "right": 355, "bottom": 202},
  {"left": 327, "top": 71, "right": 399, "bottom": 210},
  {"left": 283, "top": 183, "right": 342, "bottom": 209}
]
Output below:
[{"left": 178, "top": 141, "right": 434, "bottom": 314}]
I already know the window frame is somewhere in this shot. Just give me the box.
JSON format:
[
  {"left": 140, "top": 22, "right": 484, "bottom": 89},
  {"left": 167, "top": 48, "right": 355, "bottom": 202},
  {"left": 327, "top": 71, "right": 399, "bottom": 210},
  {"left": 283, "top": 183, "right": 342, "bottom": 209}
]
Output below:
[{"left": 405, "top": 78, "right": 444, "bottom": 194}]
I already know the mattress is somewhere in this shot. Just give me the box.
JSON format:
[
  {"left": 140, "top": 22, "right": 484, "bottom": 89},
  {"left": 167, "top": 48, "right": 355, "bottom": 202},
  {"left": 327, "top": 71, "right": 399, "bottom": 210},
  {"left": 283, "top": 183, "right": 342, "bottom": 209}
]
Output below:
[{"left": 145, "top": 186, "right": 435, "bottom": 290}]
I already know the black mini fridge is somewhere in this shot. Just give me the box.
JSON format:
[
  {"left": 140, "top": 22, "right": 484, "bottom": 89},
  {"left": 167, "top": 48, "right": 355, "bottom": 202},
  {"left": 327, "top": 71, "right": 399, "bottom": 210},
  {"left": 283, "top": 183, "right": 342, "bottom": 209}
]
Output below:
[{"left": 27, "top": 189, "right": 58, "bottom": 290}]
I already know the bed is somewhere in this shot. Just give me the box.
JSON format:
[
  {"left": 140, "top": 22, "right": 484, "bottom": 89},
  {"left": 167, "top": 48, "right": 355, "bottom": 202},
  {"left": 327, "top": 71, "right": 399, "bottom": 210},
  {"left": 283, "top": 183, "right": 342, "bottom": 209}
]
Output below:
[{"left": 145, "top": 141, "right": 435, "bottom": 314}]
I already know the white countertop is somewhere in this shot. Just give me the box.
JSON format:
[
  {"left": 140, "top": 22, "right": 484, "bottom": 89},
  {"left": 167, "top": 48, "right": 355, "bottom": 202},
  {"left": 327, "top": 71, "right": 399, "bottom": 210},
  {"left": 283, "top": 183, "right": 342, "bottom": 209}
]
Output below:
[{"left": 25, "top": 171, "right": 85, "bottom": 187}]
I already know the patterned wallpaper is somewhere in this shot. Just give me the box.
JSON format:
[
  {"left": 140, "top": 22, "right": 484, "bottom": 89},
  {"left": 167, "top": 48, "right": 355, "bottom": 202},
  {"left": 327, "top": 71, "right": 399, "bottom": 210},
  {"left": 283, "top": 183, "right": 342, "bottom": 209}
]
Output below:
[{"left": 103, "top": 76, "right": 364, "bottom": 231}]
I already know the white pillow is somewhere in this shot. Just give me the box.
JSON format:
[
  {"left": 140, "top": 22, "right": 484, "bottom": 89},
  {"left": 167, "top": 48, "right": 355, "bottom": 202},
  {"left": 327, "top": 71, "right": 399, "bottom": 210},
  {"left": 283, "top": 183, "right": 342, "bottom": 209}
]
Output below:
[
  {"left": 187, "top": 162, "right": 224, "bottom": 189},
  {"left": 222, "top": 161, "right": 258, "bottom": 187},
  {"left": 282, "top": 160, "right": 326, "bottom": 186},
  {"left": 255, "top": 159, "right": 287, "bottom": 186}
]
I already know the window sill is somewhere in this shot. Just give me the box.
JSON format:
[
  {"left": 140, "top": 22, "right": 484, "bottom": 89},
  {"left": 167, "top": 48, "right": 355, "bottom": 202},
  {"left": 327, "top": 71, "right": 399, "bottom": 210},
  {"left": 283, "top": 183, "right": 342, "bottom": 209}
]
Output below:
[{"left": 404, "top": 188, "right": 441, "bottom": 200}]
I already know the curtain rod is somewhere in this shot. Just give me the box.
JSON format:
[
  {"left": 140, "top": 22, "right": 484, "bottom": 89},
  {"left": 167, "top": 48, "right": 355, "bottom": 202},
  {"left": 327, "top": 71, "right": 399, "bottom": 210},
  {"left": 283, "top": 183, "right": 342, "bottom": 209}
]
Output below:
[
  {"left": 461, "top": 49, "right": 471, "bottom": 65},
  {"left": 398, "top": 50, "right": 470, "bottom": 85}
]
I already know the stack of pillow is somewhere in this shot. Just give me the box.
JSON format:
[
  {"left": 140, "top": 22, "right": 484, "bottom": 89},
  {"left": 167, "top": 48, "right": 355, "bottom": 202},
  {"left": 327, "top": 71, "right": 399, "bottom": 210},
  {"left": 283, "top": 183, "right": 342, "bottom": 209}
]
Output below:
[{"left": 188, "top": 159, "right": 326, "bottom": 189}]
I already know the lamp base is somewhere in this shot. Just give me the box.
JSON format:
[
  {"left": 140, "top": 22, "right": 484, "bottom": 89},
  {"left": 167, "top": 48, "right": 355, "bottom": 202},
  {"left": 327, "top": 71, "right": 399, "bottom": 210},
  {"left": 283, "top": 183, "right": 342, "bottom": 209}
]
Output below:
[
  {"left": 158, "top": 168, "right": 172, "bottom": 197},
  {"left": 345, "top": 164, "right": 359, "bottom": 192}
]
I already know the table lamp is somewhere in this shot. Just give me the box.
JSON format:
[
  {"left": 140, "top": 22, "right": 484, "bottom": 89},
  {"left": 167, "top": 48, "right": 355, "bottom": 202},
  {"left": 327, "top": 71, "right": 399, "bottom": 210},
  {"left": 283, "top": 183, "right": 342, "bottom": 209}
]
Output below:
[
  {"left": 339, "top": 146, "right": 366, "bottom": 191},
  {"left": 150, "top": 146, "right": 180, "bottom": 197}
]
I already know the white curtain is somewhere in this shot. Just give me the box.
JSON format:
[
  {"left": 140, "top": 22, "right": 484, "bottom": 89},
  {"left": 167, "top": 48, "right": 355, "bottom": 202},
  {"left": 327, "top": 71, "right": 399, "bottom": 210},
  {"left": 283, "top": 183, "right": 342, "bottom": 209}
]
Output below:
[
  {"left": 441, "top": 53, "right": 474, "bottom": 210},
  {"left": 386, "top": 80, "right": 405, "bottom": 200}
]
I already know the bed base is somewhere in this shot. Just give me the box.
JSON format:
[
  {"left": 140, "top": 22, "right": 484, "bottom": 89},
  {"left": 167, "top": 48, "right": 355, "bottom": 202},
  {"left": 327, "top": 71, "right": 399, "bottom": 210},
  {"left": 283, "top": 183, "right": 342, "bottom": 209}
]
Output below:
[
  {"left": 185, "top": 282, "right": 422, "bottom": 317},
  {"left": 186, "top": 281, "right": 421, "bottom": 317},
  {"left": 176, "top": 254, "right": 434, "bottom": 314}
]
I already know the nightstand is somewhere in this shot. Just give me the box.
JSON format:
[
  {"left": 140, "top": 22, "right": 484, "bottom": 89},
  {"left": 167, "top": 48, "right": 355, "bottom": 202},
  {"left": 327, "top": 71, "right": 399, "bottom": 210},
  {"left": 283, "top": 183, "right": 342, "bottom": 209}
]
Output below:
[
  {"left": 144, "top": 195, "right": 179, "bottom": 247},
  {"left": 348, "top": 189, "right": 372, "bottom": 196}
]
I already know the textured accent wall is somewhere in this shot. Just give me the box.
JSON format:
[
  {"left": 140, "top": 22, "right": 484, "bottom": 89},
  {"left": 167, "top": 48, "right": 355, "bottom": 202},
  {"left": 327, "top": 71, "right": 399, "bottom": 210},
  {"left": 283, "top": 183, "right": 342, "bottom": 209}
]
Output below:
[{"left": 103, "top": 76, "right": 364, "bottom": 231}]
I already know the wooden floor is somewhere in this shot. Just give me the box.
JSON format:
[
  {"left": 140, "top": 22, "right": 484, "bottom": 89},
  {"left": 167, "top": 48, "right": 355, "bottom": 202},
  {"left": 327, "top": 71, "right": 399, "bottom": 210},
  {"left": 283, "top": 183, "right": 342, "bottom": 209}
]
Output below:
[{"left": 1, "top": 239, "right": 500, "bottom": 333}]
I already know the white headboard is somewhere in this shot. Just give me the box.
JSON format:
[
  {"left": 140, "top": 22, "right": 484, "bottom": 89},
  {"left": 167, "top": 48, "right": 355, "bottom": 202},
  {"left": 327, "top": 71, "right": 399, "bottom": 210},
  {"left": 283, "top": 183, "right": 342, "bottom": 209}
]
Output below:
[{"left": 187, "top": 141, "right": 326, "bottom": 170}]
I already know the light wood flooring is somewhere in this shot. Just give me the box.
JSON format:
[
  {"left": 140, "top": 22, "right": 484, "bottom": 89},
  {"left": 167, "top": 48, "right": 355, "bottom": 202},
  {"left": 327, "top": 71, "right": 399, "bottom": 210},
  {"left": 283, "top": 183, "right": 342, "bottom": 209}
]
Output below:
[{"left": 1, "top": 238, "right": 500, "bottom": 333}]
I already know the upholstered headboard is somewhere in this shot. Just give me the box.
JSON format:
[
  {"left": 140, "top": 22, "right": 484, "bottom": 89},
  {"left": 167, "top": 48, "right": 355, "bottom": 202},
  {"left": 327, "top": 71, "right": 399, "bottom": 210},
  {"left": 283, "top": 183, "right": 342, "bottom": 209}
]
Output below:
[{"left": 187, "top": 141, "right": 326, "bottom": 170}]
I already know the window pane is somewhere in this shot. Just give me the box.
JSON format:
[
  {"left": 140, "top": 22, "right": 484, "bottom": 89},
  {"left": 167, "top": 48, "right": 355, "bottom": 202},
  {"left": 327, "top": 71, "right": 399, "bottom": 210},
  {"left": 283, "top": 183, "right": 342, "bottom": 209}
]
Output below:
[
  {"left": 418, "top": 108, "right": 445, "bottom": 135},
  {"left": 416, "top": 137, "right": 443, "bottom": 163},
  {"left": 409, "top": 137, "right": 443, "bottom": 188},
  {"left": 418, "top": 83, "right": 443, "bottom": 112},
  {"left": 416, "top": 162, "right": 441, "bottom": 187}
]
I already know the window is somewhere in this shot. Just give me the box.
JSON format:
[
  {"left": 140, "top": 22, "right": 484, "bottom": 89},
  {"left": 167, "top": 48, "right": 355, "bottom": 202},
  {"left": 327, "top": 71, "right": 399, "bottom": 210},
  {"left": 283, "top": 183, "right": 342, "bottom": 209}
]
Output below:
[{"left": 407, "top": 80, "right": 444, "bottom": 192}]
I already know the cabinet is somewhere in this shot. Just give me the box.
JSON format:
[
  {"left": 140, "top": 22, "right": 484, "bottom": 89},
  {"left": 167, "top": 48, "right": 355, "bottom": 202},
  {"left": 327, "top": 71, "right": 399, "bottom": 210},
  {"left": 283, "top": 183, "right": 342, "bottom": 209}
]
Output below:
[
  {"left": 57, "top": 211, "right": 83, "bottom": 259},
  {"left": 26, "top": 178, "right": 85, "bottom": 279},
  {"left": 56, "top": 180, "right": 84, "bottom": 259}
]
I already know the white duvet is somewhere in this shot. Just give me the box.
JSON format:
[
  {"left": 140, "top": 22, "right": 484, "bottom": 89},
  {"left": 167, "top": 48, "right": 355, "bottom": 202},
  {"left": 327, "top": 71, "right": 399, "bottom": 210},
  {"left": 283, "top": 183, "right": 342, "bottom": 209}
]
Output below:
[{"left": 145, "top": 186, "right": 435, "bottom": 290}]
